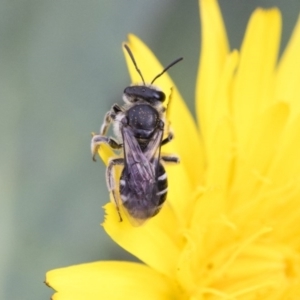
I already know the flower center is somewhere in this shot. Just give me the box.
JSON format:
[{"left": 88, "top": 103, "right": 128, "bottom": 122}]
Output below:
[{"left": 176, "top": 221, "right": 300, "bottom": 299}]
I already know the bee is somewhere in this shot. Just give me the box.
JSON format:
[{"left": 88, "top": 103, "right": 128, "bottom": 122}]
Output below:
[{"left": 91, "top": 44, "right": 182, "bottom": 223}]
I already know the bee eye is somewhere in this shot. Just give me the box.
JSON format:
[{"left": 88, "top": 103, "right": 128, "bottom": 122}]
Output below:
[{"left": 154, "top": 91, "right": 165, "bottom": 102}]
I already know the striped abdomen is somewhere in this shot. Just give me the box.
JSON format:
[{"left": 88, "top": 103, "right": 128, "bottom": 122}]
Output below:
[{"left": 119, "top": 162, "right": 168, "bottom": 220}]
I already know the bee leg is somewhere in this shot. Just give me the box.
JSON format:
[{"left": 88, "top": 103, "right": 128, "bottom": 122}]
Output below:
[
  {"left": 165, "top": 87, "right": 173, "bottom": 118},
  {"left": 106, "top": 158, "right": 124, "bottom": 222},
  {"left": 111, "top": 103, "right": 123, "bottom": 113},
  {"left": 100, "top": 104, "right": 123, "bottom": 135},
  {"left": 91, "top": 135, "right": 122, "bottom": 161},
  {"left": 161, "top": 87, "right": 175, "bottom": 146},
  {"left": 161, "top": 131, "right": 174, "bottom": 146},
  {"left": 161, "top": 154, "right": 180, "bottom": 164}
]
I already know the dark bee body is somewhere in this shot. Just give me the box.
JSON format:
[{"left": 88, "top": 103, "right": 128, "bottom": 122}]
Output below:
[
  {"left": 119, "top": 110, "right": 167, "bottom": 220},
  {"left": 127, "top": 103, "right": 160, "bottom": 141},
  {"left": 120, "top": 162, "right": 167, "bottom": 220},
  {"left": 91, "top": 44, "right": 182, "bottom": 223}
]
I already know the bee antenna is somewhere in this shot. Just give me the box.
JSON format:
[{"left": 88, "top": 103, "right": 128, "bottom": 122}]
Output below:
[
  {"left": 124, "top": 44, "right": 145, "bottom": 85},
  {"left": 151, "top": 57, "right": 183, "bottom": 85}
]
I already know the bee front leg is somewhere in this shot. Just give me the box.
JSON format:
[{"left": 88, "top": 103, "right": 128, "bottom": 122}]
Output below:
[
  {"left": 106, "top": 158, "right": 124, "bottom": 222},
  {"left": 91, "top": 135, "right": 122, "bottom": 162},
  {"left": 100, "top": 104, "right": 123, "bottom": 135}
]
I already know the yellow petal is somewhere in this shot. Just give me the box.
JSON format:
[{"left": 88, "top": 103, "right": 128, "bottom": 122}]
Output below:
[
  {"left": 275, "top": 15, "right": 300, "bottom": 119},
  {"left": 232, "top": 8, "right": 281, "bottom": 151},
  {"left": 103, "top": 202, "right": 182, "bottom": 278},
  {"left": 230, "top": 102, "right": 289, "bottom": 209},
  {"left": 196, "top": 0, "right": 230, "bottom": 140},
  {"left": 124, "top": 34, "right": 204, "bottom": 192},
  {"left": 98, "top": 144, "right": 115, "bottom": 165},
  {"left": 46, "top": 261, "right": 176, "bottom": 300},
  {"left": 205, "top": 50, "right": 239, "bottom": 187},
  {"left": 163, "top": 159, "right": 195, "bottom": 225},
  {"left": 268, "top": 112, "right": 300, "bottom": 185}
]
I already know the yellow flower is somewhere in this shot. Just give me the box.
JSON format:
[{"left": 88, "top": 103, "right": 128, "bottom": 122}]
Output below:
[{"left": 46, "top": 0, "right": 300, "bottom": 298}]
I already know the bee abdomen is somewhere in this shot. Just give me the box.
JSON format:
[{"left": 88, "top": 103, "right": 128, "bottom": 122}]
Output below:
[{"left": 156, "top": 164, "right": 168, "bottom": 206}]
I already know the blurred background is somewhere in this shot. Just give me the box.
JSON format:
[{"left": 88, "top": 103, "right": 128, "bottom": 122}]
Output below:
[{"left": 0, "top": 0, "right": 299, "bottom": 299}]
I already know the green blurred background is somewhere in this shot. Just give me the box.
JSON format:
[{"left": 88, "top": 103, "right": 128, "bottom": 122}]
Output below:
[{"left": 0, "top": 1, "right": 299, "bottom": 299}]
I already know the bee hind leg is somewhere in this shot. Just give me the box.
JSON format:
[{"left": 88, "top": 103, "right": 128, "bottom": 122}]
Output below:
[{"left": 106, "top": 158, "right": 124, "bottom": 222}]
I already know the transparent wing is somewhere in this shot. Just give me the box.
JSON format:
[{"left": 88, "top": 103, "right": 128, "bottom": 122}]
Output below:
[
  {"left": 121, "top": 125, "right": 163, "bottom": 195},
  {"left": 143, "top": 125, "right": 164, "bottom": 162}
]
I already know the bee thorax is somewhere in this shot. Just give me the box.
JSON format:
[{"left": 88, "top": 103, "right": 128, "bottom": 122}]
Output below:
[{"left": 126, "top": 104, "right": 159, "bottom": 138}]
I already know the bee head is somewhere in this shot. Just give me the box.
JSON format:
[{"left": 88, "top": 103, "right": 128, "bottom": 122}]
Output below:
[
  {"left": 123, "top": 85, "right": 165, "bottom": 105},
  {"left": 123, "top": 44, "right": 182, "bottom": 104}
]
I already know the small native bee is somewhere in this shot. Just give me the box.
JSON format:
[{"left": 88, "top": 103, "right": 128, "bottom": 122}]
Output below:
[{"left": 91, "top": 44, "right": 182, "bottom": 223}]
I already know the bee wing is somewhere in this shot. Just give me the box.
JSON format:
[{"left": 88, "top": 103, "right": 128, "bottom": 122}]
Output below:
[
  {"left": 121, "top": 125, "right": 165, "bottom": 224},
  {"left": 143, "top": 126, "right": 164, "bottom": 162},
  {"left": 121, "top": 126, "right": 155, "bottom": 194}
]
